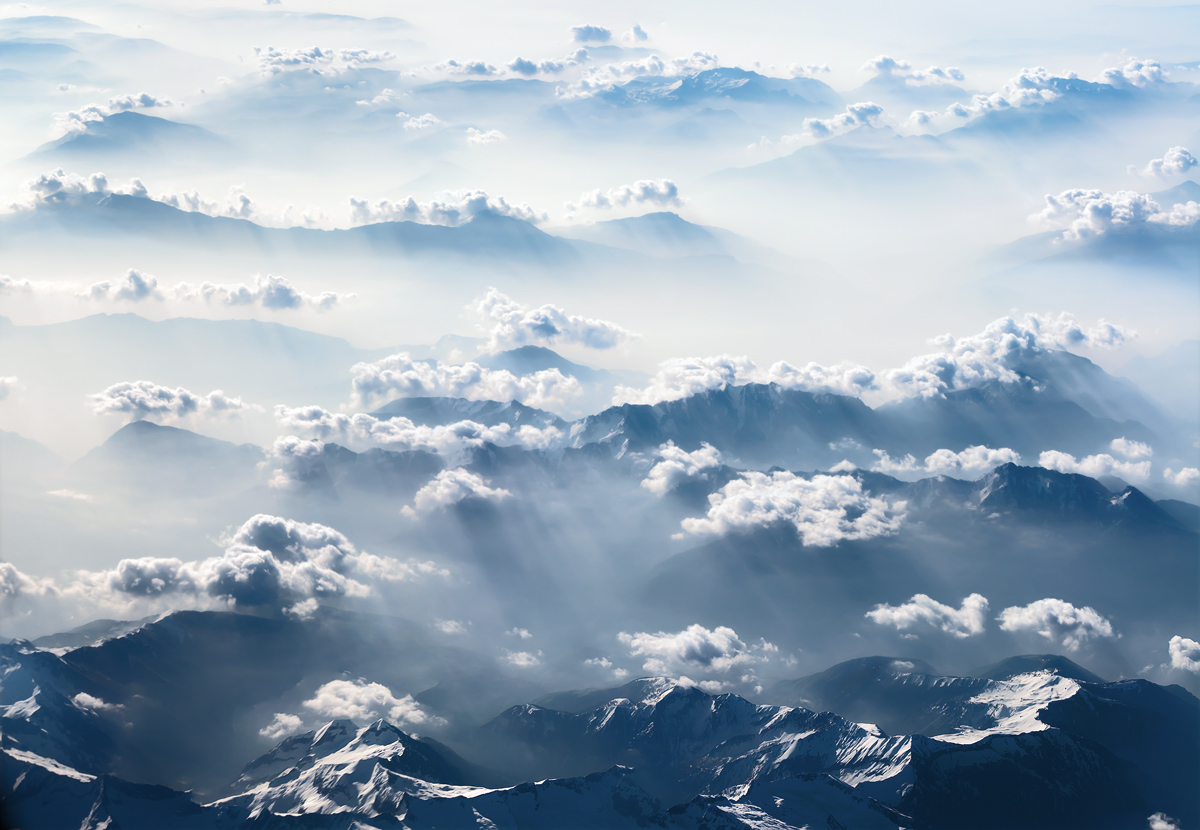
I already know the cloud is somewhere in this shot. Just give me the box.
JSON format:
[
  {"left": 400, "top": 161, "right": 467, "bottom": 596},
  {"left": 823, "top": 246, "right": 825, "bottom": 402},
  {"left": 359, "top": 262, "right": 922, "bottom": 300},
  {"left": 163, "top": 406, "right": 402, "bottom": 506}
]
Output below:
[
  {"left": 789, "top": 63, "right": 831, "bottom": 77},
  {"left": 272, "top": 407, "right": 563, "bottom": 462},
  {"left": 866, "top": 593, "right": 989, "bottom": 638},
  {"left": 0, "top": 376, "right": 19, "bottom": 401},
  {"left": 83, "top": 269, "right": 163, "bottom": 302},
  {"left": 436, "top": 620, "right": 469, "bottom": 634},
  {"left": 398, "top": 112, "right": 442, "bottom": 131},
  {"left": 0, "top": 562, "right": 57, "bottom": 617},
  {"left": 886, "top": 312, "right": 1133, "bottom": 398},
  {"left": 571, "top": 24, "right": 612, "bottom": 43},
  {"left": 403, "top": 468, "right": 511, "bottom": 516},
  {"left": 355, "top": 88, "right": 402, "bottom": 107},
  {"left": 1110, "top": 437, "right": 1153, "bottom": 460},
  {"left": 502, "top": 650, "right": 542, "bottom": 668},
  {"left": 172, "top": 274, "right": 351, "bottom": 311},
  {"left": 1167, "top": 635, "right": 1200, "bottom": 672},
  {"left": 622, "top": 24, "right": 648, "bottom": 42},
  {"left": 473, "top": 287, "right": 633, "bottom": 352},
  {"left": 430, "top": 59, "right": 501, "bottom": 76},
  {"left": 1037, "top": 450, "right": 1151, "bottom": 481},
  {"left": 612, "top": 354, "right": 876, "bottom": 406},
  {"left": 259, "top": 713, "right": 304, "bottom": 740},
  {"left": 56, "top": 515, "right": 441, "bottom": 618},
  {"left": 1163, "top": 467, "right": 1200, "bottom": 486},
  {"left": 301, "top": 678, "right": 441, "bottom": 726},
  {"left": 555, "top": 52, "right": 719, "bottom": 99},
  {"left": 72, "top": 692, "right": 124, "bottom": 713},
  {"left": 349, "top": 353, "right": 582, "bottom": 412},
  {"left": 794, "top": 101, "right": 884, "bottom": 140},
  {"left": 1148, "top": 814, "right": 1181, "bottom": 830},
  {"left": 47, "top": 489, "right": 97, "bottom": 503},
  {"left": 679, "top": 471, "right": 905, "bottom": 546},
  {"left": 642, "top": 442, "right": 722, "bottom": 496},
  {"left": 862, "top": 55, "right": 911, "bottom": 74},
  {"left": 466, "top": 128, "right": 506, "bottom": 146},
  {"left": 1033, "top": 189, "right": 1199, "bottom": 240},
  {"left": 872, "top": 446, "right": 1021, "bottom": 479},
  {"left": 1133, "top": 146, "right": 1197, "bottom": 178},
  {"left": 89, "top": 381, "right": 255, "bottom": 423},
  {"left": 52, "top": 92, "right": 173, "bottom": 135},
  {"left": 506, "top": 57, "right": 568, "bottom": 76},
  {"left": 997, "top": 598, "right": 1115, "bottom": 650},
  {"left": 348, "top": 189, "right": 547, "bottom": 227},
  {"left": 571, "top": 178, "right": 683, "bottom": 211},
  {"left": 1097, "top": 58, "right": 1167, "bottom": 88},
  {"left": 253, "top": 46, "right": 395, "bottom": 76},
  {"left": 507, "top": 627, "right": 532, "bottom": 639},
  {"left": 617, "top": 623, "right": 775, "bottom": 677}
]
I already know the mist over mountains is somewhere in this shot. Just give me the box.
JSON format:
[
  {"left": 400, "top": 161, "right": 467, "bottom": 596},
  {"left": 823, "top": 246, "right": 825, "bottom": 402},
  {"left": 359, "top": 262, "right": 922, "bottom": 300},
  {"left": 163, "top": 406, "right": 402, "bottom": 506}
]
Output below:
[{"left": 2, "top": 1, "right": 1198, "bottom": 828}]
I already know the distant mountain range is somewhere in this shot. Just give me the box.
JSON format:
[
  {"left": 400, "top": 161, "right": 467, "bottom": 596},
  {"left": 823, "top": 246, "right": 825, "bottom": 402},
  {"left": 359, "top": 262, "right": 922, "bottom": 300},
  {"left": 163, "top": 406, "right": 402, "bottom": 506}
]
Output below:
[{"left": 29, "top": 110, "right": 229, "bottom": 160}]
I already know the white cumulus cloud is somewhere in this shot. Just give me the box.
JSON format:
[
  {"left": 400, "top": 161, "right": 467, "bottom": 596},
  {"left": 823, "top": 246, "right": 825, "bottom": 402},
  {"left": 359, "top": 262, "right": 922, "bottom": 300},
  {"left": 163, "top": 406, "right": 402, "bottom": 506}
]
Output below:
[
  {"left": 301, "top": 678, "right": 441, "bottom": 726},
  {"left": 348, "top": 189, "right": 546, "bottom": 227},
  {"left": 642, "top": 442, "right": 722, "bottom": 496},
  {"left": 997, "top": 598, "right": 1115, "bottom": 650},
  {"left": 872, "top": 446, "right": 1021, "bottom": 479},
  {"left": 89, "top": 381, "right": 256, "bottom": 422},
  {"left": 1033, "top": 189, "right": 1199, "bottom": 240},
  {"left": 1133, "top": 146, "right": 1197, "bottom": 178},
  {"left": 1037, "top": 450, "right": 1151, "bottom": 481},
  {"left": 473, "top": 287, "right": 633, "bottom": 352},
  {"left": 618, "top": 623, "right": 774, "bottom": 677},
  {"left": 1167, "top": 635, "right": 1200, "bottom": 672},
  {"left": 403, "top": 468, "right": 511, "bottom": 517},
  {"left": 349, "top": 353, "right": 582, "bottom": 412},
  {"left": 866, "top": 593, "right": 989, "bottom": 638},
  {"left": 679, "top": 471, "right": 905, "bottom": 546}
]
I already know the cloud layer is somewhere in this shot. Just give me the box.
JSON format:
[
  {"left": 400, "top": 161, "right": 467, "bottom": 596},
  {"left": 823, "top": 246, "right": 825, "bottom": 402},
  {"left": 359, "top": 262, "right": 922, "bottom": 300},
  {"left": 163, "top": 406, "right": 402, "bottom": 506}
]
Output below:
[{"left": 473, "top": 288, "right": 634, "bottom": 352}]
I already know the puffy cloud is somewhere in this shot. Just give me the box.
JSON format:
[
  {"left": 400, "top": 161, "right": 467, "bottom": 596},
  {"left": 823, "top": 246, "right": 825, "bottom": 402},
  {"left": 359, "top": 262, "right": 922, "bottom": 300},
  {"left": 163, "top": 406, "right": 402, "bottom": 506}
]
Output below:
[
  {"left": 507, "top": 57, "right": 568, "bottom": 76},
  {"left": 172, "top": 273, "right": 350, "bottom": 311},
  {"left": 789, "top": 63, "right": 831, "bottom": 77},
  {"left": 355, "top": 88, "right": 402, "bottom": 107},
  {"left": 503, "top": 650, "right": 542, "bottom": 668},
  {"left": 349, "top": 353, "right": 582, "bottom": 411},
  {"left": 106, "top": 91, "right": 171, "bottom": 111},
  {"left": 72, "top": 692, "right": 123, "bottom": 713},
  {"left": 473, "top": 287, "right": 633, "bottom": 352},
  {"left": 1148, "top": 814, "right": 1181, "bottom": 830},
  {"left": 679, "top": 471, "right": 905, "bottom": 546},
  {"left": 0, "top": 376, "right": 19, "bottom": 401},
  {"left": 1033, "top": 189, "right": 1199, "bottom": 240},
  {"left": 862, "top": 55, "right": 911, "bottom": 74},
  {"left": 1097, "top": 58, "right": 1167, "bottom": 88},
  {"left": 59, "top": 515, "right": 440, "bottom": 616},
  {"left": 1037, "top": 450, "right": 1151, "bottom": 482},
  {"left": 403, "top": 468, "right": 511, "bottom": 516},
  {"left": 466, "top": 128, "right": 506, "bottom": 146},
  {"left": 89, "top": 381, "right": 255, "bottom": 423},
  {"left": 83, "top": 269, "right": 162, "bottom": 302},
  {"left": 622, "top": 24, "right": 649, "bottom": 43},
  {"left": 555, "top": 52, "right": 719, "bottom": 100},
  {"left": 617, "top": 623, "right": 775, "bottom": 677},
  {"left": 1133, "top": 146, "right": 1197, "bottom": 178},
  {"left": 301, "top": 678, "right": 441, "bottom": 726},
  {"left": 398, "top": 112, "right": 442, "bottom": 131},
  {"left": 612, "top": 354, "right": 876, "bottom": 406},
  {"left": 12, "top": 168, "right": 113, "bottom": 210},
  {"left": 52, "top": 92, "right": 172, "bottom": 135},
  {"left": 997, "top": 598, "right": 1115, "bottom": 650},
  {"left": 348, "top": 189, "right": 547, "bottom": 227},
  {"left": 430, "top": 59, "right": 501, "bottom": 76},
  {"left": 0, "top": 562, "right": 57, "bottom": 617},
  {"left": 866, "top": 593, "right": 989, "bottom": 638},
  {"left": 642, "top": 442, "right": 722, "bottom": 496},
  {"left": 872, "top": 446, "right": 1020, "bottom": 479},
  {"left": 886, "top": 312, "right": 1133, "bottom": 398},
  {"left": 1163, "top": 467, "right": 1200, "bottom": 487},
  {"left": 273, "top": 407, "right": 563, "bottom": 460},
  {"left": 253, "top": 46, "right": 394, "bottom": 76},
  {"left": 571, "top": 178, "right": 682, "bottom": 211},
  {"left": 795, "top": 101, "right": 884, "bottom": 140},
  {"left": 259, "top": 713, "right": 304, "bottom": 740},
  {"left": 570, "top": 24, "right": 612, "bottom": 43},
  {"left": 1168, "top": 635, "right": 1200, "bottom": 672},
  {"left": 1110, "top": 437, "right": 1153, "bottom": 459}
]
